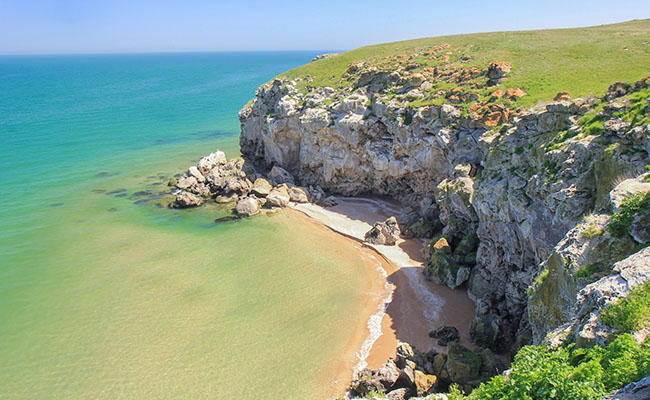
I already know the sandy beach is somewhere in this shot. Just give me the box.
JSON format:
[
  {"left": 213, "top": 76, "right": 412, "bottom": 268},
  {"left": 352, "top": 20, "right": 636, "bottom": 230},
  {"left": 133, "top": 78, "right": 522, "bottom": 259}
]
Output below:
[{"left": 287, "top": 196, "right": 476, "bottom": 398}]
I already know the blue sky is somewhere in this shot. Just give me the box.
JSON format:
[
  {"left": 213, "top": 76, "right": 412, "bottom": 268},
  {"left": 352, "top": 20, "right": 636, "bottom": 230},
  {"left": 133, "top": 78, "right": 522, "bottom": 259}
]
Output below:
[{"left": 1, "top": 0, "right": 649, "bottom": 54}]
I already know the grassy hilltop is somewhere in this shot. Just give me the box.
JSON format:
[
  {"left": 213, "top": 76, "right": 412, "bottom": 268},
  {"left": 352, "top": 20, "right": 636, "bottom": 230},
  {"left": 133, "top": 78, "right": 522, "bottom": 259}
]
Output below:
[{"left": 280, "top": 19, "right": 650, "bottom": 108}]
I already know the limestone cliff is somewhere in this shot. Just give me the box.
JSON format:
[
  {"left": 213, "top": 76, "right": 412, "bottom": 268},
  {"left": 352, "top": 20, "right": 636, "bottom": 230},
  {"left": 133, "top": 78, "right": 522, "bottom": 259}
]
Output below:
[{"left": 239, "top": 67, "right": 650, "bottom": 351}]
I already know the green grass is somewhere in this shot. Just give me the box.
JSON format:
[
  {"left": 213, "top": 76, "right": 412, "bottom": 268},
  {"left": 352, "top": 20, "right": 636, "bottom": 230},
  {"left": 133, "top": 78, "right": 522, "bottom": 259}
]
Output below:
[
  {"left": 615, "top": 89, "right": 650, "bottom": 126},
  {"left": 602, "top": 281, "right": 650, "bottom": 331},
  {"left": 607, "top": 191, "right": 650, "bottom": 238},
  {"left": 279, "top": 19, "right": 650, "bottom": 108},
  {"left": 580, "top": 224, "right": 605, "bottom": 239}
]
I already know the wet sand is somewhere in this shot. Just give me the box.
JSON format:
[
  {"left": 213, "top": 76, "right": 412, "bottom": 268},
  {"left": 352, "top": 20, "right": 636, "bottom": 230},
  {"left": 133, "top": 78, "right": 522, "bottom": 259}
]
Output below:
[{"left": 288, "top": 197, "right": 476, "bottom": 398}]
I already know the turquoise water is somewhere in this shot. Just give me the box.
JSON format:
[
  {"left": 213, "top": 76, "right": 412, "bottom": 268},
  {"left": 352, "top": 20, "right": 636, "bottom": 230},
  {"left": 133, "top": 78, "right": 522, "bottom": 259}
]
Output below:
[{"left": 0, "top": 53, "right": 376, "bottom": 399}]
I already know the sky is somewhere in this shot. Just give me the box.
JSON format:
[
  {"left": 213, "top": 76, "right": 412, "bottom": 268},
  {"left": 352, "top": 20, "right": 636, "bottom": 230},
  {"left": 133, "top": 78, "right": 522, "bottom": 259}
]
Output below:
[{"left": 1, "top": 0, "right": 649, "bottom": 54}]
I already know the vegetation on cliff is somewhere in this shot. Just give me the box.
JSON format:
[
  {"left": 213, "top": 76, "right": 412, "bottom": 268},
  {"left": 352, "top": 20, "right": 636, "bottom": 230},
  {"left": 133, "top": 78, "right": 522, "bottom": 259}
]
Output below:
[
  {"left": 447, "top": 334, "right": 650, "bottom": 400},
  {"left": 280, "top": 19, "right": 650, "bottom": 109}
]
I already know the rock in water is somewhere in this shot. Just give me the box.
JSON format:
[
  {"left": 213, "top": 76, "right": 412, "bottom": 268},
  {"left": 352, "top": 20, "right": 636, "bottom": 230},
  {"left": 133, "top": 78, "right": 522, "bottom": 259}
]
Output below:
[
  {"left": 187, "top": 166, "right": 205, "bottom": 182},
  {"left": 364, "top": 216, "right": 401, "bottom": 245},
  {"left": 235, "top": 196, "right": 260, "bottom": 216},
  {"left": 176, "top": 176, "right": 197, "bottom": 190},
  {"left": 215, "top": 193, "right": 238, "bottom": 203},
  {"left": 197, "top": 151, "right": 227, "bottom": 175},
  {"left": 175, "top": 191, "right": 202, "bottom": 208},
  {"left": 429, "top": 326, "right": 460, "bottom": 346}
]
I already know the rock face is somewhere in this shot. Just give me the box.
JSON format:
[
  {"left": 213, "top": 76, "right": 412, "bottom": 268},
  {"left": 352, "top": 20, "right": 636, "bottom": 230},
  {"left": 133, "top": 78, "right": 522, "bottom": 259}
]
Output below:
[
  {"left": 364, "top": 216, "right": 401, "bottom": 245},
  {"left": 240, "top": 74, "right": 650, "bottom": 350},
  {"left": 528, "top": 175, "right": 650, "bottom": 347},
  {"left": 603, "top": 375, "right": 650, "bottom": 400}
]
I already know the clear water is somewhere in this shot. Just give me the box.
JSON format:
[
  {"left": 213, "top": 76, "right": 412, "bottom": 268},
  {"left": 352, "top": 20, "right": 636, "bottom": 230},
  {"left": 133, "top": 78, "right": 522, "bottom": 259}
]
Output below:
[{"left": 0, "top": 53, "right": 373, "bottom": 399}]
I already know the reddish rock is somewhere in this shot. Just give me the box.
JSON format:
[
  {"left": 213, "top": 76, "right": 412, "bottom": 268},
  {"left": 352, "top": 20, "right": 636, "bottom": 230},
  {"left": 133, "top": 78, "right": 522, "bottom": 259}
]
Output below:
[
  {"left": 491, "top": 89, "right": 505, "bottom": 99},
  {"left": 487, "top": 61, "right": 512, "bottom": 84},
  {"left": 554, "top": 91, "right": 572, "bottom": 101},
  {"left": 607, "top": 81, "right": 630, "bottom": 100}
]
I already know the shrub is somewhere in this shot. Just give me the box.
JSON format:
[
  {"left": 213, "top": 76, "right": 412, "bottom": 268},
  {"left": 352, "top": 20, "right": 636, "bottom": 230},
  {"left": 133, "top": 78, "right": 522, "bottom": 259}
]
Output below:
[
  {"left": 580, "top": 224, "right": 604, "bottom": 239},
  {"left": 601, "top": 281, "right": 650, "bottom": 331},
  {"left": 607, "top": 192, "right": 650, "bottom": 238},
  {"left": 458, "top": 334, "right": 650, "bottom": 400}
]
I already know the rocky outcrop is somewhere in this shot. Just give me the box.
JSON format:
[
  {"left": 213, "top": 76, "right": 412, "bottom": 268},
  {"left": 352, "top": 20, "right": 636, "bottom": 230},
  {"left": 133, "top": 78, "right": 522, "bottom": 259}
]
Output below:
[
  {"left": 528, "top": 174, "right": 650, "bottom": 347},
  {"left": 603, "top": 375, "right": 650, "bottom": 400},
  {"left": 240, "top": 73, "right": 650, "bottom": 352},
  {"left": 350, "top": 342, "right": 505, "bottom": 399}
]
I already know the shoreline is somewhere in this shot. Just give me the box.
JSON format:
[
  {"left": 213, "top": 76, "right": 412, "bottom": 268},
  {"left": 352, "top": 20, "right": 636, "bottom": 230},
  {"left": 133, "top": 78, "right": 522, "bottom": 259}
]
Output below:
[{"left": 287, "top": 196, "right": 476, "bottom": 398}]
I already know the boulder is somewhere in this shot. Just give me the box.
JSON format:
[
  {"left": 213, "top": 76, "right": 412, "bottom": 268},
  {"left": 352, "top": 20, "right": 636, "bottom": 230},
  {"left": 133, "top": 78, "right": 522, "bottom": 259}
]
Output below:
[
  {"left": 215, "top": 193, "right": 238, "bottom": 203},
  {"left": 176, "top": 176, "right": 197, "bottom": 190},
  {"left": 235, "top": 196, "right": 260, "bottom": 216},
  {"left": 288, "top": 187, "right": 309, "bottom": 203},
  {"left": 188, "top": 166, "right": 205, "bottom": 183},
  {"left": 266, "top": 185, "right": 291, "bottom": 208},
  {"left": 319, "top": 195, "right": 338, "bottom": 207},
  {"left": 197, "top": 151, "right": 227, "bottom": 175},
  {"left": 350, "top": 369, "right": 386, "bottom": 397},
  {"left": 268, "top": 165, "right": 295, "bottom": 185},
  {"left": 175, "top": 191, "right": 202, "bottom": 208},
  {"left": 376, "top": 358, "right": 401, "bottom": 388},
  {"left": 395, "top": 342, "right": 416, "bottom": 368},
  {"left": 554, "top": 91, "right": 571, "bottom": 101},
  {"left": 446, "top": 343, "right": 481, "bottom": 385},
  {"left": 487, "top": 61, "right": 511, "bottom": 84},
  {"left": 413, "top": 370, "right": 437, "bottom": 396},
  {"left": 224, "top": 177, "right": 252, "bottom": 195},
  {"left": 251, "top": 178, "right": 272, "bottom": 197},
  {"left": 386, "top": 388, "right": 410, "bottom": 400},
  {"left": 429, "top": 326, "right": 460, "bottom": 346},
  {"left": 364, "top": 216, "right": 401, "bottom": 245}
]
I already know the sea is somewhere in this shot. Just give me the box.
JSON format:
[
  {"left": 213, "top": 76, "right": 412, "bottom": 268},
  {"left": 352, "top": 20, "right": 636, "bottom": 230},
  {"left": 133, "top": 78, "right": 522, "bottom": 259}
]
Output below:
[{"left": 0, "top": 52, "right": 376, "bottom": 399}]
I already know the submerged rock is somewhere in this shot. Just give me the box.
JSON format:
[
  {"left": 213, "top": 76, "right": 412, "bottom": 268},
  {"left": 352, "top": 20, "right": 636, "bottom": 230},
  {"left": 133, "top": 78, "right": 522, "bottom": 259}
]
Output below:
[{"left": 175, "top": 191, "right": 202, "bottom": 208}]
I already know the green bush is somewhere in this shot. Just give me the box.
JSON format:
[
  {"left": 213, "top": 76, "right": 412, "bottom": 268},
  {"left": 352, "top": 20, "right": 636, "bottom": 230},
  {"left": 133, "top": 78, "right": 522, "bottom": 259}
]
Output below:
[
  {"left": 607, "top": 192, "right": 650, "bottom": 238},
  {"left": 452, "top": 334, "right": 650, "bottom": 400},
  {"left": 601, "top": 281, "right": 650, "bottom": 331}
]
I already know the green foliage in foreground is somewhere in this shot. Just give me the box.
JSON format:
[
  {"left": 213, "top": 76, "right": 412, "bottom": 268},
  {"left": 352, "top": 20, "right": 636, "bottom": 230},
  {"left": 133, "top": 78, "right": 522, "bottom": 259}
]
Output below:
[
  {"left": 607, "top": 191, "right": 650, "bottom": 238},
  {"left": 602, "top": 281, "right": 650, "bottom": 331},
  {"left": 445, "top": 334, "right": 650, "bottom": 400},
  {"left": 280, "top": 19, "right": 650, "bottom": 108}
]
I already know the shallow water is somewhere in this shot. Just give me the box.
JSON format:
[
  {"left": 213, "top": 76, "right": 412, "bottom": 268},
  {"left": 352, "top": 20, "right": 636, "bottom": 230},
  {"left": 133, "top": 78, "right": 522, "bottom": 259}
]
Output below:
[{"left": 0, "top": 52, "right": 375, "bottom": 399}]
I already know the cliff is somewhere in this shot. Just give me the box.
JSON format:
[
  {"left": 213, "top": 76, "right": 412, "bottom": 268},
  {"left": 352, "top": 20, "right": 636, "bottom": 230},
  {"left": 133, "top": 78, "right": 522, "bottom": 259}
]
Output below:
[{"left": 239, "top": 19, "right": 650, "bottom": 361}]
